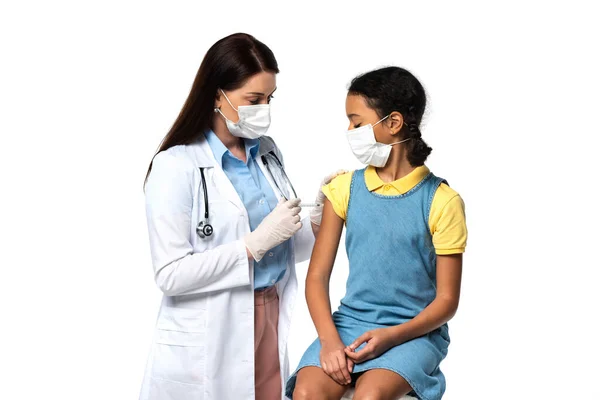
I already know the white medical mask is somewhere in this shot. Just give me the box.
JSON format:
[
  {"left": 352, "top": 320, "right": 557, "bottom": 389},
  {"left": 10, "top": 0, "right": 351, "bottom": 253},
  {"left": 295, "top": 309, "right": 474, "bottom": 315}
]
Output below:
[
  {"left": 215, "top": 89, "right": 271, "bottom": 139},
  {"left": 346, "top": 115, "right": 410, "bottom": 167}
]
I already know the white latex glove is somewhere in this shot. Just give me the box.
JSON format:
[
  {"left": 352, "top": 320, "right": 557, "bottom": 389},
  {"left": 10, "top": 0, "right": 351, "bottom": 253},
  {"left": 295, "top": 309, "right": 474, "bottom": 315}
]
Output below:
[
  {"left": 310, "top": 170, "right": 348, "bottom": 226},
  {"left": 244, "top": 198, "right": 302, "bottom": 262}
]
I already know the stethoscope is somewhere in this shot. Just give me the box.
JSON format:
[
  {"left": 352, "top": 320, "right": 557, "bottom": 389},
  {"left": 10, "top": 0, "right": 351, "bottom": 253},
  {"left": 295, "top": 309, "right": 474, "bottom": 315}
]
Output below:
[
  {"left": 196, "top": 167, "right": 215, "bottom": 238},
  {"left": 196, "top": 151, "right": 298, "bottom": 239}
]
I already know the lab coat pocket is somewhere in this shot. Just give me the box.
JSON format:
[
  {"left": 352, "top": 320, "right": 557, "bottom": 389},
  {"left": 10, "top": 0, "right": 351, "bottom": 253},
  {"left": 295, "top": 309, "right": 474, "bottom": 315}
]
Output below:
[
  {"left": 149, "top": 377, "right": 204, "bottom": 400},
  {"left": 151, "top": 307, "right": 206, "bottom": 388}
]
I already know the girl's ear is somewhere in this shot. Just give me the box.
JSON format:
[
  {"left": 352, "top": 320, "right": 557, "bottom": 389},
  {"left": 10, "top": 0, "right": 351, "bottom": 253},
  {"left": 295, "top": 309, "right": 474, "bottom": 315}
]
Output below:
[{"left": 388, "top": 111, "right": 404, "bottom": 136}]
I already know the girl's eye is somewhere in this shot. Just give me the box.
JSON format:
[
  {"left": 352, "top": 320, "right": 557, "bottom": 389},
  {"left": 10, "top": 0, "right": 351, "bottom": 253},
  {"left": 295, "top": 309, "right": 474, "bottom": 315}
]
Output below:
[
  {"left": 353, "top": 123, "right": 361, "bottom": 128},
  {"left": 268, "top": 95, "right": 275, "bottom": 103},
  {"left": 249, "top": 99, "right": 260, "bottom": 105}
]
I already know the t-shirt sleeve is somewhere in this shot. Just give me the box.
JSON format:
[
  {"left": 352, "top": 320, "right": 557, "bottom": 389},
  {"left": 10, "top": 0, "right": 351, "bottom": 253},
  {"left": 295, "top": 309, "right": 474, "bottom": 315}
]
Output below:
[
  {"left": 321, "top": 172, "right": 353, "bottom": 220},
  {"left": 430, "top": 189, "right": 468, "bottom": 255}
]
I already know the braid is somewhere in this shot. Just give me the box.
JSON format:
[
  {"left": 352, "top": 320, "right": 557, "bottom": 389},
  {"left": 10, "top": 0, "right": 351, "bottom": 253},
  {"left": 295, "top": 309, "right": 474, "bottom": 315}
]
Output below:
[
  {"left": 407, "top": 122, "right": 422, "bottom": 139},
  {"left": 403, "top": 110, "right": 431, "bottom": 166}
]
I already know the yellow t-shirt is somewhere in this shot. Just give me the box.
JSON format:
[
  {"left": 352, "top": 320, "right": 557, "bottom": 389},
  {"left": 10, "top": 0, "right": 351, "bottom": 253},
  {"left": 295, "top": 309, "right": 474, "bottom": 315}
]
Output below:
[{"left": 322, "top": 165, "right": 467, "bottom": 255}]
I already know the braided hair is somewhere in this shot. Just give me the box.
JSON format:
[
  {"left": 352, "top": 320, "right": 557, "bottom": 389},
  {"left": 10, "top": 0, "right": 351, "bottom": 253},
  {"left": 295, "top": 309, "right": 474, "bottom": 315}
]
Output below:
[{"left": 348, "top": 67, "right": 432, "bottom": 166}]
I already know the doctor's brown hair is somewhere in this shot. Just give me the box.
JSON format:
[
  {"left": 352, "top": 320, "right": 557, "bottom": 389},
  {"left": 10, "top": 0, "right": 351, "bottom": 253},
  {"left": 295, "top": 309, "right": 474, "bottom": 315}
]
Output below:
[
  {"left": 144, "top": 33, "right": 279, "bottom": 186},
  {"left": 348, "top": 67, "right": 432, "bottom": 166}
]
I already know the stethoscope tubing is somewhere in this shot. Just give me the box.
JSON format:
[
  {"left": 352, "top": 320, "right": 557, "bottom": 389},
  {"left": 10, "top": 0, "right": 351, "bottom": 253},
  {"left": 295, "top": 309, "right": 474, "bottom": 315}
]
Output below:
[{"left": 197, "top": 151, "right": 305, "bottom": 238}]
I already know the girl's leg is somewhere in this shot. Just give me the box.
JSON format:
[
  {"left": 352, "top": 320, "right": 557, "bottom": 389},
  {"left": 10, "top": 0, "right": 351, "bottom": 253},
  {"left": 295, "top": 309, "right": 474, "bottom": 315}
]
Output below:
[
  {"left": 353, "top": 369, "right": 412, "bottom": 400},
  {"left": 293, "top": 366, "right": 348, "bottom": 400}
]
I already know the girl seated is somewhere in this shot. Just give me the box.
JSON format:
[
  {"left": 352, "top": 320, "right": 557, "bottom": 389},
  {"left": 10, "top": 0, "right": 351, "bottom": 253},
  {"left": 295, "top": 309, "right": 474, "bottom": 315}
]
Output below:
[{"left": 287, "top": 67, "right": 468, "bottom": 400}]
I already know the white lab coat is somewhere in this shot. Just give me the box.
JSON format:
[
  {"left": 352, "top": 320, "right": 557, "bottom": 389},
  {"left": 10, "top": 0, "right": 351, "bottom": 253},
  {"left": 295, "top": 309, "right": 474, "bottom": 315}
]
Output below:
[{"left": 139, "top": 134, "right": 315, "bottom": 400}]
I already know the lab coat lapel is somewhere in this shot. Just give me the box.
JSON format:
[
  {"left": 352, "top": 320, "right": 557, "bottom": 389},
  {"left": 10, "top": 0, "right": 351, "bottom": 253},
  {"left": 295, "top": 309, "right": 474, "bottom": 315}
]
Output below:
[
  {"left": 192, "top": 136, "right": 245, "bottom": 212},
  {"left": 257, "top": 153, "right": 290, "bottom": 201}
]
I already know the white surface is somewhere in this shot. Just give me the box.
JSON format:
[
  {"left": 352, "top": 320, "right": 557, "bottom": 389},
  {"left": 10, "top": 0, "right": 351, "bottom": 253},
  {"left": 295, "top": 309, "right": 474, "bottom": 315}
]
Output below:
[
  {"left": 342, "top": 387, "right": 417, "bottom": 400},
  {"left": 1, "top": 1, "right": 599, "bottom": 399}
]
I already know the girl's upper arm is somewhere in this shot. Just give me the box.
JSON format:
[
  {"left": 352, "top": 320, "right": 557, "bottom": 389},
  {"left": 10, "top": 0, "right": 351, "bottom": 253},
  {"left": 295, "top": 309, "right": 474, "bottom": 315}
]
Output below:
[
  {"left": 306, "top": 198, "right": 345, "bottom": 280},
  {"left": 431, "top": 186, "right": 466, "bottom": 305}
]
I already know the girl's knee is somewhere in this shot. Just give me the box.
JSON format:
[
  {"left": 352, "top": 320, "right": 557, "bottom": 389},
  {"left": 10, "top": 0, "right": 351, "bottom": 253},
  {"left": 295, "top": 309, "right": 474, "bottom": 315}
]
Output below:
[
  {"left": 354, "top": 369, "right": 411, "bottom": 400},
  {"left": 293, "top": 380, "right": 344, "bottom": 400},
  {"left": 293, "top": 382, "right": 321, "bottom": 400},
  {"left": 353, "top": 385, "right": 387, "bottom": 400}
]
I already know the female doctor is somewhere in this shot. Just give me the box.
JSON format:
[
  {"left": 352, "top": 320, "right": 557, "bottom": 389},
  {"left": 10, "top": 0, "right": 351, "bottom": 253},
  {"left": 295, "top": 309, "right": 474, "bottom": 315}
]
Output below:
[{"left": 139, "top": 33, "right": 338, "bottom": 400}]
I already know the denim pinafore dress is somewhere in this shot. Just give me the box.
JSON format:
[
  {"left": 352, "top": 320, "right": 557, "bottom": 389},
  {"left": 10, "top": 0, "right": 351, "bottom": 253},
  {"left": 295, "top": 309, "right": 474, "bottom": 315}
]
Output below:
[{"left": 286, "top": 168, "right": 451, "bottom": 400}]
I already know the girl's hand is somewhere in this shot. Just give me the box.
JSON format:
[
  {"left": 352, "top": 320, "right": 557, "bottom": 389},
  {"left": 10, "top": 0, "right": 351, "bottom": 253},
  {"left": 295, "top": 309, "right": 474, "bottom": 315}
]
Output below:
[
  {"left": 344, "top": 327, "right": 398, "bottom": 363},
  {"left": 319, "top": 338, "right": 353, "bottom": 385}
]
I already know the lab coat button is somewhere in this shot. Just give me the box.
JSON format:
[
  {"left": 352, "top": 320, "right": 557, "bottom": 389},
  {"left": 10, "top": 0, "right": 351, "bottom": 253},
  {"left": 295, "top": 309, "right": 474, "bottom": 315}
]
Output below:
[
  {"left": 269, "top": 252, "right": 274, "bottom": 257},
  {"left": 259, "top": 199, "right": 265, "bottom": 205}
]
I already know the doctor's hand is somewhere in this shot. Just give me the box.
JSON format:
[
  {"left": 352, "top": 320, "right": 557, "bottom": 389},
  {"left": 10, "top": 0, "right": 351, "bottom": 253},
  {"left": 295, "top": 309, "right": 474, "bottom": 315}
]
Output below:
[
  {"left": 310, "top": 170, "right": 348, "bottom": 226},
  {"left": 244, "top": 198, "right": 302, "bottom": 262}
]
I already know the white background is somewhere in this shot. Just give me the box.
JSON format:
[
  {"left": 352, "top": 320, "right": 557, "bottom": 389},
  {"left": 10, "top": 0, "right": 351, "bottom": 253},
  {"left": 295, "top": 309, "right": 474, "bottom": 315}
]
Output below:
[{"left": 1, "top": 1, "right": 599, "bottom": 399}]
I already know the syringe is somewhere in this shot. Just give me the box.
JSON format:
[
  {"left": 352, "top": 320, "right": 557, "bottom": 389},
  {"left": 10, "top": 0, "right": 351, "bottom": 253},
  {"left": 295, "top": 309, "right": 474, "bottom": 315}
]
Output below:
[{"left": 300, "top": 203, "right": 322, "bottom": 208}]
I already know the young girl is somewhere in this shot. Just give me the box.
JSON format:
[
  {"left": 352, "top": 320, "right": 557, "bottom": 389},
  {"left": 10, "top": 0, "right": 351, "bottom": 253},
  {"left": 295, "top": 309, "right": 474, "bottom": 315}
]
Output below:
[{"left": 286, "top": 67, "right": 467, "bottom": 400}]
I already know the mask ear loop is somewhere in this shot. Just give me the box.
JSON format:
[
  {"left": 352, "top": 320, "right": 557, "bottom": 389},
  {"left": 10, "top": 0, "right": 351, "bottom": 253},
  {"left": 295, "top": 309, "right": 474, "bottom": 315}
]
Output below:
[
  {"left": 373, "top": 114, "right": 391, "bottom": 127},
  {"left": 220, "top": 89, "right": 239, "bottom": 112},
  {"left": 214, "top": 107, "right": 232, "bottom": 122},
  {"left": 215, "top": 89, "right": 240, "bottom": 123},
  {"left": 389, "top": 137, "right": 411, "bottom": 146},
  {"left": 378, "top": 116, "right": 412, "bottom": 146}
]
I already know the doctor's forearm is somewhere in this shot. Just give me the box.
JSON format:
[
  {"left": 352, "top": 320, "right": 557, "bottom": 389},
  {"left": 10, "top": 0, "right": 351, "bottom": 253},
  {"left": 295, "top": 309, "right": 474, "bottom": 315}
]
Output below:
[{"left": 153, "top": 239, "right": 251, "bottom": 296}]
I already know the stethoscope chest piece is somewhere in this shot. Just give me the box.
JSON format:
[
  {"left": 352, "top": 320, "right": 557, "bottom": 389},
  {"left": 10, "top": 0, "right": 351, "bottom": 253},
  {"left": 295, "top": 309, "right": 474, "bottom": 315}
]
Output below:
[{"left": 197, "top": 220, "right": 213, "bottom": 238}]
